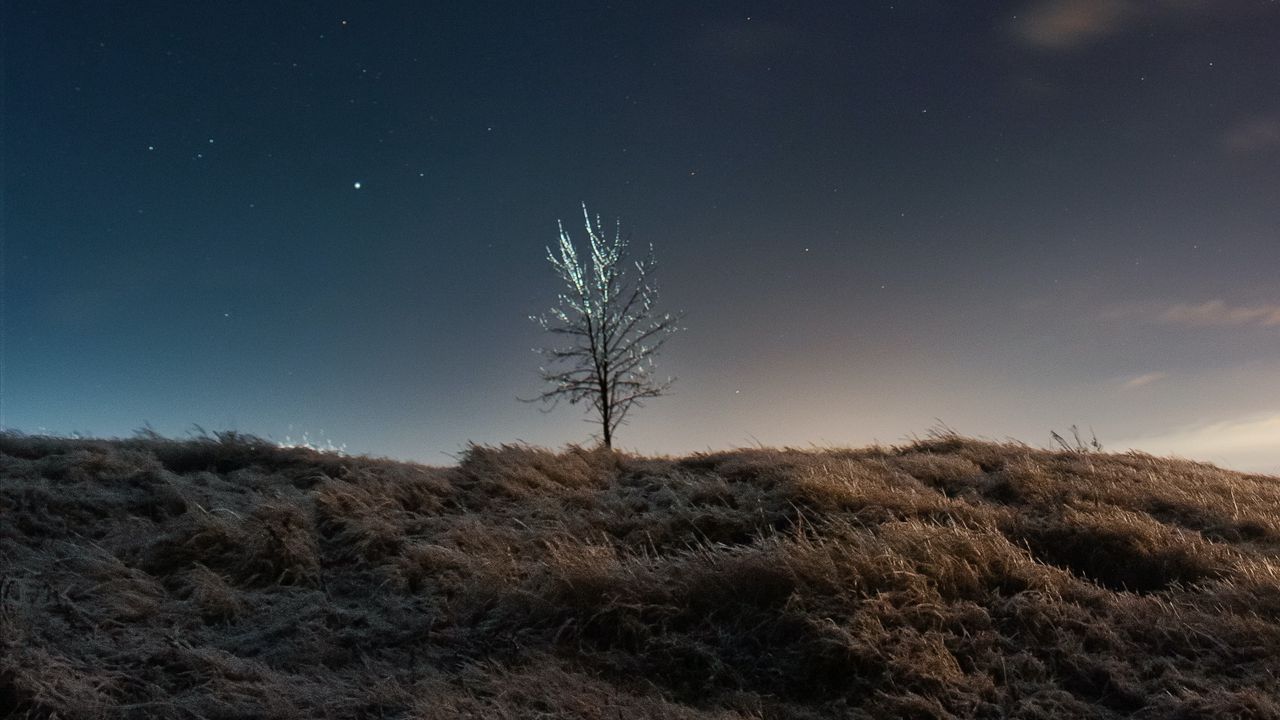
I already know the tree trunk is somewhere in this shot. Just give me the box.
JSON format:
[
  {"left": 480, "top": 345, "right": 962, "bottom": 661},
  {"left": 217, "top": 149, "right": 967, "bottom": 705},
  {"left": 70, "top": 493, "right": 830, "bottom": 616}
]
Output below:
[{"left": 599, "top": 370, "right": 612, "bottom": 449}]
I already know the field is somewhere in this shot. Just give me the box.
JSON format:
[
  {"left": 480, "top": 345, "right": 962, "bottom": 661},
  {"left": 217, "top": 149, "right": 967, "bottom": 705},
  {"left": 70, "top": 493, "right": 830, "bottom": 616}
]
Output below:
[{"left": 2, "top": 432, "right": 1279, "bottom": 718}]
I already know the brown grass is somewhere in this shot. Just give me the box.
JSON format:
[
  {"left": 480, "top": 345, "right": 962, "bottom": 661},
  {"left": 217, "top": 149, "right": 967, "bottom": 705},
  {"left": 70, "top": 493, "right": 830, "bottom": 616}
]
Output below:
[{"left": 2, "top": 432, "right": 1279, "bottom": 718}]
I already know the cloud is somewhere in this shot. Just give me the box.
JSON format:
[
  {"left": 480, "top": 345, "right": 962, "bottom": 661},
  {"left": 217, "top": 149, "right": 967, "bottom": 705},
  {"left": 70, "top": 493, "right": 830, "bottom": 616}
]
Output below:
[
  {"left": 1160, "top": 300, "right": 1280, "bottom": 328},
  {"left": 1121, "top": 371, "right": 1168, "bottom": 389},
  {"left": 1010, "top": 0, "right": 1225, "bottom": 50},
  {"left": 1118, "top": 412, "right": 1280, "bottom": 473},
  {"left": 1222, "top": 116, "right": 1280, "bottom": 155},
  {"left": 1012, "top": 0, "right": 1132, "bottom": 50}
]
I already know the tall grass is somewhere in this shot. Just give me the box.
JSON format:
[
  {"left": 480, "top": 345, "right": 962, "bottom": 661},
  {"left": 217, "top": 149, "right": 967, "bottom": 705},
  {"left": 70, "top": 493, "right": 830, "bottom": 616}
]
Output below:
[{"left": 1, "top": 432, "right": 1278, "bottom": 718}]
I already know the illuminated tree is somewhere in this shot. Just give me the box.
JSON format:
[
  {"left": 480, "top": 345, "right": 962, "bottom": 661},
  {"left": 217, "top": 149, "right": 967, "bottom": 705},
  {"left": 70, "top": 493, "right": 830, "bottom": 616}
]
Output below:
[{"left": 530, "top": 204, "right": 682, "bottom": 449}]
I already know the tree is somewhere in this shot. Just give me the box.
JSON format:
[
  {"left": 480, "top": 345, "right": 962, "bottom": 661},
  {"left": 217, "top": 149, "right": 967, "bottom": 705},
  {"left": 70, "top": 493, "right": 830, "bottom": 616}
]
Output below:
[{"left": 530, "top": 204, "right": 682, "bottom": 449}]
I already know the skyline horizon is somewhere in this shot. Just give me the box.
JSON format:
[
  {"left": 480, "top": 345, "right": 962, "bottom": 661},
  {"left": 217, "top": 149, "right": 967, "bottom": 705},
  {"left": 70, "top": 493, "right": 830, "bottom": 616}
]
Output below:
[{"left": 7, "top": 412, "right": 1277, "bottom": 476}]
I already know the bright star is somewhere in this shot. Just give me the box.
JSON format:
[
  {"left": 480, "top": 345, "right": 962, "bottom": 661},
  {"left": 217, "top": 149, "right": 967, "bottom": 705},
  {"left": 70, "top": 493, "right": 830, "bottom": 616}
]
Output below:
[{"left": 353, "top": 181, "right": 362, "bottom": 189}]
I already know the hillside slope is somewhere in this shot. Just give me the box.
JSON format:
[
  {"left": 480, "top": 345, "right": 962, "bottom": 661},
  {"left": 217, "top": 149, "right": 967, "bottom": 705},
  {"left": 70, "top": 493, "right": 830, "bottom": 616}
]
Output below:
[{"left": 2, "top": 432, "right": 1278, "bottom": 719}]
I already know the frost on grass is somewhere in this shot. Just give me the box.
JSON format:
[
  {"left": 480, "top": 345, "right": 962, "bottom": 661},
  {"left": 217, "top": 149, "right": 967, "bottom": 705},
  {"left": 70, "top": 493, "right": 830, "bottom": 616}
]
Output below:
[{"left": 2, "top": 432, "right": 1279, "bottom": 719}]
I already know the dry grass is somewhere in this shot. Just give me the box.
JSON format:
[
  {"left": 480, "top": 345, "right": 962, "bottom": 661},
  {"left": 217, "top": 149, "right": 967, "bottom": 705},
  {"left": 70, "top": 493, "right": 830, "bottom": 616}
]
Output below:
[{"left": 2, "top": 432, "right": 1278, "bottom": 718}]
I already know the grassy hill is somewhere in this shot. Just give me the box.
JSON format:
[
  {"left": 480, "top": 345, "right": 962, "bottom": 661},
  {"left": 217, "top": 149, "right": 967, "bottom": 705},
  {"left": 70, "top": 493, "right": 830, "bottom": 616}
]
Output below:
[{"left": 2, "top": 432, "right": 1278, "bottom": 719}]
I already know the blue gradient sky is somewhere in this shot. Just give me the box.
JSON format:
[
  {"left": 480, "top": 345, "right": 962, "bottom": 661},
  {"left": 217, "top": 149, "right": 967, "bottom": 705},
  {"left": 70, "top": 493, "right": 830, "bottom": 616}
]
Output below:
[{"left": 5, "top": 1, "right": 1280, "bottom": 470}]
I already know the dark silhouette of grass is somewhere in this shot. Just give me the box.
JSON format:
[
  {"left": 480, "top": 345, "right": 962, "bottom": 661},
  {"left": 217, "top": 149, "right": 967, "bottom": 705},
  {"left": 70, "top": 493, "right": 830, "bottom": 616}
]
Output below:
[{"left": 2, "top": 431, "right": 1278, "bottom": 718}]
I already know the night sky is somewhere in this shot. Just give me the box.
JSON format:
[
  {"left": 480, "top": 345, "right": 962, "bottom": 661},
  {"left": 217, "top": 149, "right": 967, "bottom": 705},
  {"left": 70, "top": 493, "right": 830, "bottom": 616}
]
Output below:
[{"left": 6, "top": 1, "right": 1280, "bottom": 470}]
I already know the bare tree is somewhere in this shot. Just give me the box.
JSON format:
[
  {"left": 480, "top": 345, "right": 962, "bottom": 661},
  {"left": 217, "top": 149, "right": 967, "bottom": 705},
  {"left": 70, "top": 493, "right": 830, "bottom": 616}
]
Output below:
[{"left": 530, "top": 204, "right": 682, "bottom": 449}]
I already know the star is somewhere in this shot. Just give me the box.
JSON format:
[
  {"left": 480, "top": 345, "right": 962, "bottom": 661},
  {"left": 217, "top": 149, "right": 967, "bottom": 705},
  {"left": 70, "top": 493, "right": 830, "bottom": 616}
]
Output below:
[{"left": 353, "top": 181, "right": 362, "bottom": 189}]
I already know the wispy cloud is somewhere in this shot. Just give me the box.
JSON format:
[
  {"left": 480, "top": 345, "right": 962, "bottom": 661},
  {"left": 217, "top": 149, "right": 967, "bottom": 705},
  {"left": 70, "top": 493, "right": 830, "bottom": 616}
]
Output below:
[
  {"left": 1118, "top": 412, "right": 1280, "bottom": 473},
  {"left": 1010, "top": 0, "right": 1227, "bottom": 50},
  {"left": 1222, "top": 115, "right": 1280, "bottom": 155},
  {"left": 1121, "top": 371, "right": 1168, "bottom": 389},
  {"left": 1160, "top": 300, "right": 1280, "bottom": 328},
  {"left": 1012, "top": 0, "right": 1132, "bottom": 50},
  {"left": 1103, "top": 300, "right": 1280, "bottom": 329}
]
